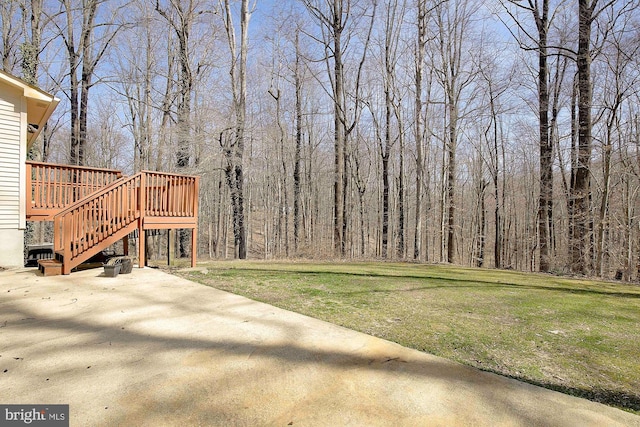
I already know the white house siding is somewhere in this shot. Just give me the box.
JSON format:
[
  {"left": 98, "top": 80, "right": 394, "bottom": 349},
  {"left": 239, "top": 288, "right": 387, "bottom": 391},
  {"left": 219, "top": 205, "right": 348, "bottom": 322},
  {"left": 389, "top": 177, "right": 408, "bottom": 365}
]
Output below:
[
  {"left": 0, "top": 84, "right": 27, "bottom": 267},
  {"left": 0, "top": 84, "right": 23, "bottom": 230}
]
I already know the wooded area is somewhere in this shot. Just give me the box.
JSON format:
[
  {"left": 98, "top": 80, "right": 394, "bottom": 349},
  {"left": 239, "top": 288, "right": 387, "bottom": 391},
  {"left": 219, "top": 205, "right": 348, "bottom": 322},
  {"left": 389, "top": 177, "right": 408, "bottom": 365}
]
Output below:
[{"left": 3, "top": 0, "right": 640, "bottom": 278}]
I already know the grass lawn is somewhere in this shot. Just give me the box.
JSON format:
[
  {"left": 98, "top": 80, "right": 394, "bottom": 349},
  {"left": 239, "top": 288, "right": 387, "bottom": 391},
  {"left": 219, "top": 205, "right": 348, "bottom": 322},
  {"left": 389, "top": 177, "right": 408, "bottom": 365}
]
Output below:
[{"left": 173, "top": 260, "right": 640, "bottom": 414}]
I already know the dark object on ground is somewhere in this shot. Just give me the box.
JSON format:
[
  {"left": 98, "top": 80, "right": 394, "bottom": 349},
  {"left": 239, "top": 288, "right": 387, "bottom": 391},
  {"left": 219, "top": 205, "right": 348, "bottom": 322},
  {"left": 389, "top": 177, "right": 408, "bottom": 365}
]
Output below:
[
  {"left": 25, "top": 244, "right": 54, "bottom": 267},
  {"left": 103, "top": 256, "right": 132, "bottom": 277},
  {"left": 120, "top": 257, "right": 133, "bottom": 274}
]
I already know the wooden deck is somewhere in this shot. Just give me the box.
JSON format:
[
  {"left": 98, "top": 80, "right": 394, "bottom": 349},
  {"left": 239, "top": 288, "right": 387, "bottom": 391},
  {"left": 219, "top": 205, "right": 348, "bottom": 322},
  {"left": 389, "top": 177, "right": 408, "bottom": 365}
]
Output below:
[{"left": 26, "top": 161, "right": 199, "bottom": 275}]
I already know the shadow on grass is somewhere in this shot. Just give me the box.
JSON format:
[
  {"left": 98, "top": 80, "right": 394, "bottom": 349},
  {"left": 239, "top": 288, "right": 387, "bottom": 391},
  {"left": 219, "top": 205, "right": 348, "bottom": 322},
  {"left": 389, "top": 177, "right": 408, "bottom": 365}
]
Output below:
[
  {"left": 223, "top": 267, "right": 640, "bottom": 299},
  {"left": 478, "top": 367, "right": 640, "bottom": 414}
]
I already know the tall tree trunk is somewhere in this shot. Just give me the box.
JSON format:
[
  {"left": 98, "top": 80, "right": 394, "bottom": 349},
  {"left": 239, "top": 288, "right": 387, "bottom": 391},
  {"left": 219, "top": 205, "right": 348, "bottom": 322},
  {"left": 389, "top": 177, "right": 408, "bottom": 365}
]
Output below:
[
  {"left": 333, "top": 3, "right": 346, "bottom": 256},
  {"left": 268, "top": 87, "right": 289, "bottom": 257},
  {"left": 488, "top": 92, "right": 502, "bottom": 269},
  {"left": 236, "top": 0, "right": 249, "bottom": 259},
  {"left": 380, "top": 0, "right": 403, "bottom": 259},
  {"left": 21, "top": 0, "right": 43, "bottom": 86},
  {"left": 156, "top": 0, "right": 196, "bottom": 258},
  {"left": 623, "top": 178, "right": 632, "bottom": 280},
  {"left": 397, "top": 113, "right": 406, "bottom": 259},
  {"left": 446, "top": 100, "right": 457, "bottom": 263},
  {"left": 77, "top": 0, "right": 98, "bottom": 166},
  {"left": 475, "top": 179, "right": 487, "bottom": 268},
  {"left": 439, "top": 124, "right": 447, "bottom": 262},
  {"left": 381, "top": 84, "right": 391, "bottom": 258},
  {"left": 19, "top": 0, "right": 44, "bottom": 255},
  {"left": 568, "top": 74, "right": 578, "bottom": 267},
  {"left": 64, "top": 0, "right": 80, "bottom": 165},
  {"left": 596, "top": 116, "right": 614, "bottom": 276},
  {"left": 293, "top": 32, "right": 303, "bottom": 254},
  {"left": 414, "top": 60, "right": 424, "bottom": 259},
  {"left": 221, "top": 0, "right": 249, "bottom": 259},
  {"left": 62, "top": 0, "right": 117, "bottom": 166},
  {"left": 536, "top": 0, "right": 552, "bottom": 272},
  {"left": 156, "top": 36, "right": 175, "bottom": 171},
  {"left": 413, "top": 0, "right": 429, "bottom": 261},
  {"left": 78, "top": 69, "right": 91, "bottom": 166},
  {"left": 571, "top": 0, "right": 595, "bottom": 274}
]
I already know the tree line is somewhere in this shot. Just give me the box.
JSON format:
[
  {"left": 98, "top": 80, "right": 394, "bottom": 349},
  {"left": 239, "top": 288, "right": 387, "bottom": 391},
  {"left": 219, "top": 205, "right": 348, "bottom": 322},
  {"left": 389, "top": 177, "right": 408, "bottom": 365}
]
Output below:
[{"left": 3, "top": 0, "right": 640, "bottom": 278}]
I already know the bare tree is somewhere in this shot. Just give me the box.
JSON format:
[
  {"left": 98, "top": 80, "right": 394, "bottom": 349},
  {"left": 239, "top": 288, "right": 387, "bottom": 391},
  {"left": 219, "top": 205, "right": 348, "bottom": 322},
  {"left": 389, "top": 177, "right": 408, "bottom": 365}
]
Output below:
[
  {"left": 570, "top": 0, "right": 594, "bottom": 274},
  {"left": 56, "top": 0, "right": 121, "bottom": 166},
  {"left": 593, "top": 7, "right": 640, "bottom": 276},
  {"left": 570, "top": 0, "right": 634, "bottom": 274},
  {"left": 18, "top": 0, "right": 43, "bottom": 84},
  {"left": 156, "top": 0, "right": 210, "bottom": 257},
  {"left": 477, "top": 47, "right": 513, "bottom": 269},
  {"left": 293, "top": 31, "right": 304, "bottom": 254},
  {"left": 394, "top": 91, "right": 407, "bottom": 259},
  {"left": 19, "top": 0, "right": 55, "bottom": 162},
  {"left": 413, "top": 0, "right": 427, "bottom": 261},
  {"left": 1, "top": 1, "right": 21, "bottom": 72},
  {"left": 267, "top": 83, "right": 290, "bottom": 256},
  {"left": 302, "top": 0, "right": 375, "bottom": 257},
  {"left": 117, "top": 1, "right": 156, "bottom": 172},
  {"left": 412, "top": 0, "right": 436, "bottom": 261},
  {"left": 378, "top": 0, "right": 404, "bottom": 258},
  {"left": 220, "top": 0, "right": 250, "bottom": 259},
  {"left": 431, "top": 0, "right": 478, "bottom": 263},
  {"left": 155, "top": 0, "right": 201, "bottom": 171},
  {"left": 501, "top": 0, "right": 563, "bottom": 272}
]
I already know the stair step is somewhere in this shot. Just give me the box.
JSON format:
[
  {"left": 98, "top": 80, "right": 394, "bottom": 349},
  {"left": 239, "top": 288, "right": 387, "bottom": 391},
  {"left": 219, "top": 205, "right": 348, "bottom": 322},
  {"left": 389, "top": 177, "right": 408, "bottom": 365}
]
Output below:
[{"left": 38, "top": 259, "right": 63, "bottom": 276}]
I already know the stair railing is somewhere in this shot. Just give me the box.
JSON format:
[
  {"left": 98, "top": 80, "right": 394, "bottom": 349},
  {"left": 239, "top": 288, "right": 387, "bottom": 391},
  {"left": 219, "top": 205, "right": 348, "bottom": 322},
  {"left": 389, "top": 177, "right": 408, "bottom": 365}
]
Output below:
[{"left": 53, "top": 173, "right": 142, "bottom": 274}]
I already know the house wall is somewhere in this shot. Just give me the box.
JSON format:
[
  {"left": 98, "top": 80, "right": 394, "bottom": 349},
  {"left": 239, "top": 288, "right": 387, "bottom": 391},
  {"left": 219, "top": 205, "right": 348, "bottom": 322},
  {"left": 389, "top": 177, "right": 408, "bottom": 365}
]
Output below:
[{"left": 0, "top": 82, "right": 26, "bottom": 267}]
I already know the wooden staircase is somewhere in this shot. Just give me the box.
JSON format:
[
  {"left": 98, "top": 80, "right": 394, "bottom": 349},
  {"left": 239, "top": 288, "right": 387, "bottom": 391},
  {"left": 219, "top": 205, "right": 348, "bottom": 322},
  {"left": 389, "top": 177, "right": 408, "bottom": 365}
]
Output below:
[{"left": 26, "top": 162, "right": 199, "bottom": 276}]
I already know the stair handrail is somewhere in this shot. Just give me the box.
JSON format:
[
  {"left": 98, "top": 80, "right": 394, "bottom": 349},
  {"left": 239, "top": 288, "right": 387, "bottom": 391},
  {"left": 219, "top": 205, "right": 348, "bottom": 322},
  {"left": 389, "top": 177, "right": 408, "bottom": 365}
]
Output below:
[
  {"left": 51, "top": 174, "right": 133, "bottom": 217},
  {"left": 53, "top": 173, "right": 142, "bottom": 270}
]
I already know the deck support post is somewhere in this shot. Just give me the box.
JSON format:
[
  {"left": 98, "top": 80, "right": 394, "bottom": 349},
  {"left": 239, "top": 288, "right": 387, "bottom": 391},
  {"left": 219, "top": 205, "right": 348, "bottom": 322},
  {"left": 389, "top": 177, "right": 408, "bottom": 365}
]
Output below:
[
  {"left": 191, "top": 227, "right": 197, "bottom": 268},
  {"left": 192, "top": 177, "right": 199, "bottom": 267},
  {"left": 138, "top": 223, "right": 145, "bottom": 268},
  {"left": 138, "top": 173, "right": 146, "bottom": 268},
  {"left": 168, "top": 229, "right": 175, "bottom": 266}
]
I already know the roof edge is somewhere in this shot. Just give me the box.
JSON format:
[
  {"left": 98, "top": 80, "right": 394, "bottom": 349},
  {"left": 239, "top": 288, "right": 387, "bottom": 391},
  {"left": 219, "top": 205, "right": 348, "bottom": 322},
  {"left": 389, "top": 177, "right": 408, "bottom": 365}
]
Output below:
[{"left": 0, "top": 68, "right": 58, "bottom": 103}]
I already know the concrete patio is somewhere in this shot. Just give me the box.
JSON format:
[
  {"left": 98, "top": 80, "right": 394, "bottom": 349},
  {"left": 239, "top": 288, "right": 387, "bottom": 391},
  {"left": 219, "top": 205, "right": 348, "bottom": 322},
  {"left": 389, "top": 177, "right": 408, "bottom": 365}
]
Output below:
[{"left": 1, "top": 266, "right": 638, "bottom": 426}]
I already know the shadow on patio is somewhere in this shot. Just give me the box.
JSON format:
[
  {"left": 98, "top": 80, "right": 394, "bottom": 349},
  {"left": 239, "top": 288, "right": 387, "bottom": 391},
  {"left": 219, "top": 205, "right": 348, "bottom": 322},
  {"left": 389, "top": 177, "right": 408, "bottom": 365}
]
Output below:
[{"left": 0, "top": 268, "right": 637, "bottom": 426}]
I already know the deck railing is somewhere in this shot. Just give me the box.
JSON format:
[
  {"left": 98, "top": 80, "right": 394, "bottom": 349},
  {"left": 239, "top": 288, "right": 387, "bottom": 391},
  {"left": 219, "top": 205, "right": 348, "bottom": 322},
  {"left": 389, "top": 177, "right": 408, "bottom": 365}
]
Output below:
[
  {"left": 143, "top": 171, "right": 199, "bottom": 218},
  {"left": 26, "top": 161, "right": 123, "bottom": 219}
]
